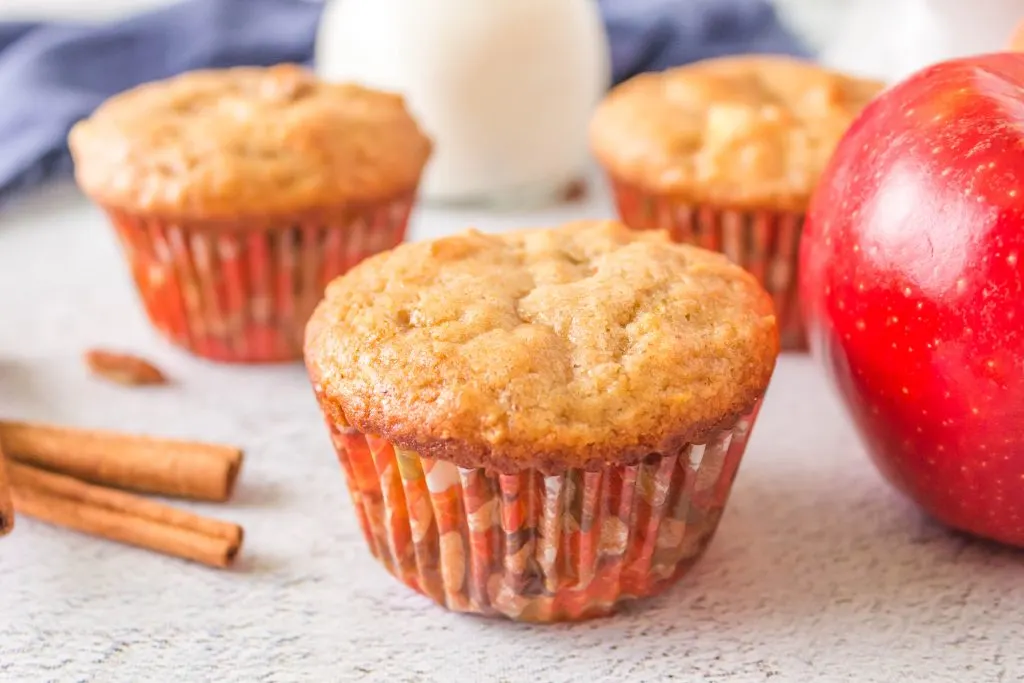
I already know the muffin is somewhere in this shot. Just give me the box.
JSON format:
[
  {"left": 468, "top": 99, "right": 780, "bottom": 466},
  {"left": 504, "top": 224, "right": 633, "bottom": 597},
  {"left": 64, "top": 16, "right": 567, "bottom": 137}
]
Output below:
[
  {"left": 305, "top": 220, "right": 779, "bottom": 622},
  {"left": 69, "top": 64, "right": 432, "bottom": 363},
  {"left": 1011, "top": 23, "right": 1024, "bottom": 50},
  {"left": 589, "top": 55, "right": 883, "bottom": 350}
]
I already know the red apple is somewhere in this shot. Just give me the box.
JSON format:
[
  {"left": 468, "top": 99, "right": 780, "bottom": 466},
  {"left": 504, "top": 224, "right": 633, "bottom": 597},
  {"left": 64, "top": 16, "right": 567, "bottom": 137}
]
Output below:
[{"left": 800, "top": 52, "right": 1024, "bottom": 547}]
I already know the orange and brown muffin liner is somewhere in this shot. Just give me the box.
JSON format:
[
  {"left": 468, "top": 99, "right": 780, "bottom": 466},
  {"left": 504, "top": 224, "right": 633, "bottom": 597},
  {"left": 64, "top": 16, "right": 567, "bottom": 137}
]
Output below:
[
  {"left": 609, "top": 178, "right": 806, "bottom": 351},
  {"left": 103, "top": 194, "right": 414, "bottom": 363},
  {"left": 314, "top": 385, "right": 763, "bottom": 623}
]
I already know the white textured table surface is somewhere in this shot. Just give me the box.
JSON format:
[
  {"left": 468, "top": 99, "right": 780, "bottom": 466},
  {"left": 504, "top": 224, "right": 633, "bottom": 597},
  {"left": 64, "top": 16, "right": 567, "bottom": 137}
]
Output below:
[{"left": 1, "top": 181, "right": 1022, "bottom": 683}]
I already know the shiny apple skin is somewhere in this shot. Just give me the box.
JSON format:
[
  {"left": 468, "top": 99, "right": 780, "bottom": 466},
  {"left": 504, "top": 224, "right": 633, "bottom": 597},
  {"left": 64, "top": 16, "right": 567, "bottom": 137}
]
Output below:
[{"left": 800, "top": 53, "right": 1024, "bottom": 547}]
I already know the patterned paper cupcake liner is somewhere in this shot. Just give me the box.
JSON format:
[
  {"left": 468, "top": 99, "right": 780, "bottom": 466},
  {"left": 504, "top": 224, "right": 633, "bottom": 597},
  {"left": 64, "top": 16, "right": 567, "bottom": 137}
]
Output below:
[
  {"left": 102, "top": 195, "right": 414, "bottom": 363},
  {"left": 609, "top": 178, "right": 806, "bottom": 351},
  {"left": 314, "top": 389, "right": 762, "bottom": 622}
]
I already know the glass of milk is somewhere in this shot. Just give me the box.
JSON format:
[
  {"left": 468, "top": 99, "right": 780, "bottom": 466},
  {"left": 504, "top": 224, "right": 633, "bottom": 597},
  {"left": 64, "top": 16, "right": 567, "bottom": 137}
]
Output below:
[{"left": 315, "top": 0, "right": 611, "bottom": 208}]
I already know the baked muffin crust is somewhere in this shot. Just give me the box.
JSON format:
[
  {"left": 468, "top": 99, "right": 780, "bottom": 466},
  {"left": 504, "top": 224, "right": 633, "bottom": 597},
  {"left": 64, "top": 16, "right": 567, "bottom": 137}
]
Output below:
[
  {"left": 589, "top": 55, "right": 883, "bottom": 212},
  {"left": 69, "top": 64, "right": 432, "bottom": 219},
  {"left": 306, "top": 220, "right": 779, "bottom": 473}
]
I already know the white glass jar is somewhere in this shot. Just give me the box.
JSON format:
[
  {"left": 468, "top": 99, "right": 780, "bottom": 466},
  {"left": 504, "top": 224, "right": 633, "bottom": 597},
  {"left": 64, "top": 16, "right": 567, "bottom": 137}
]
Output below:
[{"left": 315, "top": 0, "right": 611, "bottom": 207}]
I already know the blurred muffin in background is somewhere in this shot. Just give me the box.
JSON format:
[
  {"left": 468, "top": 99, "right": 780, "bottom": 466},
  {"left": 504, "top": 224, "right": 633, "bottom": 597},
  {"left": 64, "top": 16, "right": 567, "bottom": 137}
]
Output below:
[
  {"left": 1010, "top": 21, "right": 1024, "bottom": 50},
  {"left": 590, "top": 55, "right": 883, "bottom": 350},
  {"left": 69, "top": 64, "right": 431, "bottom": 363}
]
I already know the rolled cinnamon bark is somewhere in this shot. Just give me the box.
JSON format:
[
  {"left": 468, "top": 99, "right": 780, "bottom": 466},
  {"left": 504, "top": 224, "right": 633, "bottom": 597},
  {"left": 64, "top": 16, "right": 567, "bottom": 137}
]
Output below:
[
  {"left": 0, "top": 443, "right": 13, "bottom": 537},
  {"left": 0, "top": 420, "right": 242, "bottom": 502},
  {"left": 9, "top": 462, "right": 242, "bottom": 568}
]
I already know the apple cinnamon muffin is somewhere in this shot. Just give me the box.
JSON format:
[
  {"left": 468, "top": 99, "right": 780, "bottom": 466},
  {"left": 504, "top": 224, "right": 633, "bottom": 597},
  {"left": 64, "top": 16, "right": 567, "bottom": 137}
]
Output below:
[
  {"left": 590, "top": 55, "right": 883, "bottom": 350},
  {"left": 69, "top": 64, "right": 432, "bottom": 362},
  {"left": 305, "top": 219, "right": 779, "bottom": 622}
]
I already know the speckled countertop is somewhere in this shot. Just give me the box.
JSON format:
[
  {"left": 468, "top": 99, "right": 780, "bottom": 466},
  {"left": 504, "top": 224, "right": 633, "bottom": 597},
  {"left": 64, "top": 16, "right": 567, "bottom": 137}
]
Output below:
[{"left": 1, "top": 179, "right": 1022, "bottom": 683}]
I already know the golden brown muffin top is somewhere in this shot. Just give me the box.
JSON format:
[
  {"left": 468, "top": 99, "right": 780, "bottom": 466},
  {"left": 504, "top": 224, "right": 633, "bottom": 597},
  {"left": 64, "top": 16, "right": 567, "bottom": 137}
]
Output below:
[
  {"left": 589, "top": 55, "right": 884, "bottom": 212},
  {"left": 305, "top": 220, "right": 779, "bottom": 473},
  {"left": 68, "top": 64, "right": 432, "bottom": 219}
]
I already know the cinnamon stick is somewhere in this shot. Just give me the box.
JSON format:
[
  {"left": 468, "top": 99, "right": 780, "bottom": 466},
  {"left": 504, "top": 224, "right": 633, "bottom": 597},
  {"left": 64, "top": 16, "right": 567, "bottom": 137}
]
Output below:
[
  {"left": 0, "top": 421, "right": 242, "bottom": 502},
  {"left": 9, "top": 462, "right": 242, "bottom": 568},
  {"left": 0, "top": 442, "right": 13, "bottom": 537}
]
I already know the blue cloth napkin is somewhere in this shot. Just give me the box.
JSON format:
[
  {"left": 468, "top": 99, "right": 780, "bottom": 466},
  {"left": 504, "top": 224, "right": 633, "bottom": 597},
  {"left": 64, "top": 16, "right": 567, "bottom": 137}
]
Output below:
[
  {"left": 601, "top": 0, "right": 806, "bottom": 82},
  {"left": 0, "top": 0, "right": 803, "bottom": 204}
]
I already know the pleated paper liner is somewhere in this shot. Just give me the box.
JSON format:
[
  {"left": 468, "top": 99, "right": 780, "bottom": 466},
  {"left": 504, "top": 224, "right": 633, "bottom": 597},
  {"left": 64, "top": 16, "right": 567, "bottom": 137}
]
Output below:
[
  {"left": 103, "top": 194, "right": 415, "bottom": 363},
  {"left": 609, "top": 178, "right": 807, "bottom": 351},
  {"left": 316, "top": 393, "right": 763, "bottom": 623}
]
